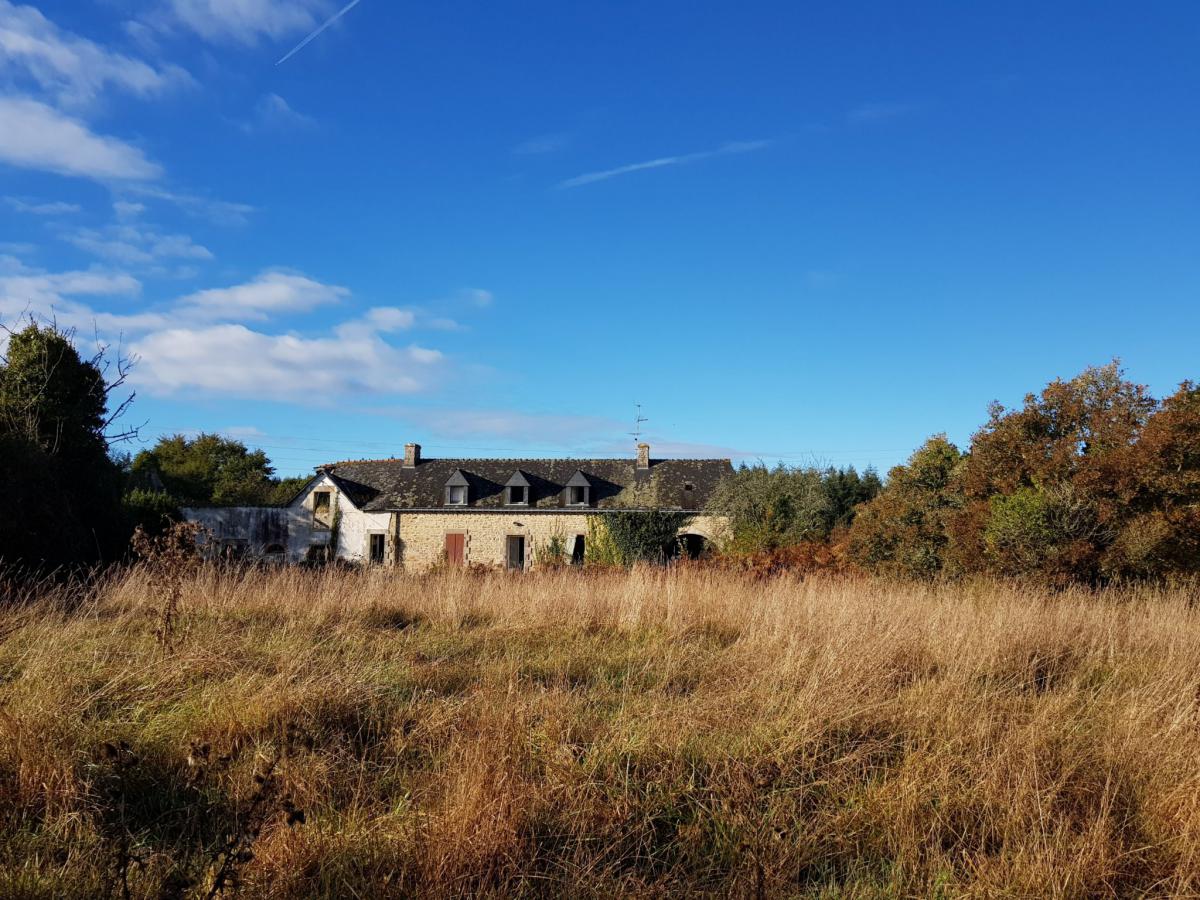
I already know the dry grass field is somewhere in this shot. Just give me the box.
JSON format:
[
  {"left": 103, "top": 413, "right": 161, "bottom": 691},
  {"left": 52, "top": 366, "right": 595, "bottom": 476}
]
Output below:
[{"left": 3, "top": 565, "right": 1200, "bottom": 897}]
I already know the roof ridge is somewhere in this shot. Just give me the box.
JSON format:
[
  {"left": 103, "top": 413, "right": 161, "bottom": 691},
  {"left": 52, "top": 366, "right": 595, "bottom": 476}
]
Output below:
[{"left": 325, "top": 456, "right": 731, "bottom": 467}]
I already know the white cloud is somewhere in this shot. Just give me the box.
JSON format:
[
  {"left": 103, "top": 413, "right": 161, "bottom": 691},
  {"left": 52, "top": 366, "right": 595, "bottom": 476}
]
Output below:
[
  {"left": 156, "top": 0, "right": 331, "bottom": 45},
  {"left": 557, "top": 140, "right": 771, "bottom": 189},
  {"left": 240, "top": 92, "right": 315, "bottom": 132},
  {"left": 4, "top": 263, "right": 452, "bottom": 403},
  {"left": 113, "top": 200, "right": 145, "bottom": 219},
  {"left": 363, "top": 306, "right": 416, "bottom": 331},
  {"left": 178, "top": 270, "right": 348, "bottom": 320},
  {"left": 0, "top": 257, "right": 157, "bottom": 339},
  {"left": 5, "top": 196, "right": 81, "bottom": 215},
  {"left": 67, "top": 224, "right": 213, "bottom": 265},
  {"left": 0, "top": 0, "right": 192, "bottom": 106},
  {"left": 0, "top": 96, "right": 162, "bottom": 181},
  {"left": 131, "top": 323, "right": 439, "bottom": 400},
  {"left": 126, "top": 185, "right": 254, "bottom": 225}
]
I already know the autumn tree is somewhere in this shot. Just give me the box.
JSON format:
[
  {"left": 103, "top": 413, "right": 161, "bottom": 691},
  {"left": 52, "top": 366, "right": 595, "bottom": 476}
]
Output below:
[
  {"left": 1104, "top": 382, "right": 1200, "bottom": 577},
  {"left": 956, "top": 361, "right": 1156, "bottom": 581},
  {"left": 847, "top": 436, "right": 965, "bottom": 578}
]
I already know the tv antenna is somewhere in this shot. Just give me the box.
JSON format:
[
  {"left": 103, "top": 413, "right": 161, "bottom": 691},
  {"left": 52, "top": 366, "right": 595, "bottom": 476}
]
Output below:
[{"left": 629, "top": 404, "right": 649, "bottom": 446}]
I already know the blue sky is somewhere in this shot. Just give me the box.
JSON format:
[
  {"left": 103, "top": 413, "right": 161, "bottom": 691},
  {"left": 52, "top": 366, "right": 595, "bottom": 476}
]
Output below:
[{"left": 1, "top": 1, "right": 1197, "bottom": 477}]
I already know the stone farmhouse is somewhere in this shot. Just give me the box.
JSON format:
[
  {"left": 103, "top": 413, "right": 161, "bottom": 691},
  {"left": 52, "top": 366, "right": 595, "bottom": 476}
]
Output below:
[{"left": 183, "top": 443, "right": 733, "bottom": 570}]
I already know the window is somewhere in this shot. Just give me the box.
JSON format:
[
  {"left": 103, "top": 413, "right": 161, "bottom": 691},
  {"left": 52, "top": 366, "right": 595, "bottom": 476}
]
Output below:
[
  {"left": 445, "top": 469, "right": 470, "bottom": 506},
  {"left": 506, "top": 535, "right": 526, "bottom": 571},
  {"left": 369, "top": 533, "right": 386, "bottom": 565},
  {"left": 444, "top": 532, "right": 465, "bottom": 565},
  {"left": 684, "top": 482, "right": 694, "bottom": 492},
  {"left": 571, "top": 534, "right": 585, "bottom": 565},
  {"left": 505, "top": 471, "right": 531, "bottom": 505},
  {"left": 565, "top": 470, "right": 591, "bottom": 506},
  {"left": 312, "top": 490, "right": 332, "bottom": 527}
]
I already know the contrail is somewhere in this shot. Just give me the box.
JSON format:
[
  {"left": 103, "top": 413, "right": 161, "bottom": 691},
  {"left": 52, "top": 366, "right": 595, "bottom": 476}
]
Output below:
[{"left": 276, "top": 0, "right": 363, "bottom": 65}]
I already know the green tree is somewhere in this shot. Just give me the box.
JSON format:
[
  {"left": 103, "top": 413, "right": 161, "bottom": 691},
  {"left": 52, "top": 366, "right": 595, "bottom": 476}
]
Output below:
[
  {"left": 266, "top": 475, "right": 311, "bottom": 506},
  {"left": 706, "top": 463, "right": 831, "bottom": 552},
  {"left": 0, "top": 320, "right": 132, "bottom": 568},
  {"left": 847, "top": 436, "right": 965, "bottom": 578},
  {"left": 983, "top": 484, "right": 1108, "bottom": 583},
  {"left": 821, "top": 465, "right": 883, "bottom": 530},
  {"left": 130, "top": 433, "right": 279, "bottom": 507}
]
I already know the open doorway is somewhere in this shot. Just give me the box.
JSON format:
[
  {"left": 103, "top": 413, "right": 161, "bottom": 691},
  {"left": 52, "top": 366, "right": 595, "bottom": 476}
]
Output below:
[
  {"left": 507, "top": 535, "right": 526, "bottom": 571},
  {"left": 677, "top": 534, "right": 708, "bottom": 561}
]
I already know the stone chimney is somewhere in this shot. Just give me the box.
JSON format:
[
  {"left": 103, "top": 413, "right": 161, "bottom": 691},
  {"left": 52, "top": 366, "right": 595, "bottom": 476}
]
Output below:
[
  {"left": 636, "top": 442, "right": 650, "bottom": 470},
  {"left": 403, "top": 443, "right": 421, "bottom": 468}
]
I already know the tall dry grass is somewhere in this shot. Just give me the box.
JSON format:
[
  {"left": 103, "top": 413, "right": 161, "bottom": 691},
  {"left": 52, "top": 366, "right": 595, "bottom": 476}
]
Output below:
[{"left": 3, "top": 565, "right": 1200, "bottom": 897}]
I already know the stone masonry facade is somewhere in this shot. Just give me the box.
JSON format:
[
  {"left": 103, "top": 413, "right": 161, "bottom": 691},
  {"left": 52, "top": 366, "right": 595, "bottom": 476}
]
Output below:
[
  {"left": 183, "top": 444, "right": 734, "bottom": 569},
  {"left": 394, "top": 511, "right": 729, "bottom": 570}
]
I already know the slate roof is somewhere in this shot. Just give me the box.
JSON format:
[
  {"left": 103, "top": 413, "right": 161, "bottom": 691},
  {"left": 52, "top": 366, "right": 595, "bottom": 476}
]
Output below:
[{"left": 317, "top": 457, "right": 733, "bottom": 513}]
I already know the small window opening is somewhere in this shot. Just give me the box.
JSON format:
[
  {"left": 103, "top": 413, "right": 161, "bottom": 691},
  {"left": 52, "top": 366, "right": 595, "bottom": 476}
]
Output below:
[
  {"left": 447, "top": 485, "right": 467, "bottom": 506},
  {"left": 369, "top": 533, "right": 386, "bottom": 565},
  {"left": 571, "top": 534, "right": 586, "bottom": 565},
  {"left": 684, "top": 482, "right": 694, "bottom": 492},
  {"left": 507, "top": 485, "right": 528, "bottom": 505},
  {"left": 568, "top": 485, "right": 588, "bottom": 505},
  {"left": 312, "top": 490, "right": 333, "bottom": 527}
]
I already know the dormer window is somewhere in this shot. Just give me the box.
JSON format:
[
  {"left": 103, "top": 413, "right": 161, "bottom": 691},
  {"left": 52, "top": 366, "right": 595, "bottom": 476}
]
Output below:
[
  {"left": 444, "top": 469, "right": 470, "bottom": 506},
  {"left": 505, "top": 471, "right": 531, "bottom": 506},
  {"left": 565, "top": 470, "right": 591, "bottom": 507}
]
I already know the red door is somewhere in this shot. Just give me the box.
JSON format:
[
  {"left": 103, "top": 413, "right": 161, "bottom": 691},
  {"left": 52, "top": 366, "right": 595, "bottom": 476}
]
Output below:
[{"left": 445, "top": 533, "right": 465, "bottom": 565}]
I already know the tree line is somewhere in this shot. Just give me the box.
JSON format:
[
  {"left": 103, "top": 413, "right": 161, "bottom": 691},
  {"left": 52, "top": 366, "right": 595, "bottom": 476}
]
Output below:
[
  {"left": 707, "top": 362, "right": 1200, "bottom": 584},
  {"left": 5, "top": 320, "right": 1197, "bottom": 584},
  {"left": 1, "top": 321, "right": 305, "bottom": 570}
]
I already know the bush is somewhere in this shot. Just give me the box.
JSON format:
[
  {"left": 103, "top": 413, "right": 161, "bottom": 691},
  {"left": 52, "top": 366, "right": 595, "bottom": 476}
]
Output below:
[{"left": 604, "top": 510, "right": 694, "bottom": 565}]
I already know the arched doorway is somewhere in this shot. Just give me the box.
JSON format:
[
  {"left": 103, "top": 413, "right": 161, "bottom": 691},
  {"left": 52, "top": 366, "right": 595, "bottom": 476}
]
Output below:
[{"left": 677, "top": 533, "right": 708, "bottom": 561}]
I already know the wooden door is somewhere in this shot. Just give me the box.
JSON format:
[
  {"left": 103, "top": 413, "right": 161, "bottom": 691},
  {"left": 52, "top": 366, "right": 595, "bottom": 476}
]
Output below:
[{"left": 445, "top": 533, "right": 465, "bottom": 565}]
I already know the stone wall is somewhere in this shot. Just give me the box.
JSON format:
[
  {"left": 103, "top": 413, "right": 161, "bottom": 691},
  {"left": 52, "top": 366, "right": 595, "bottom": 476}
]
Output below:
[
  {"left": 185, "top": 474, "right": 729, "bottom": 570},
  {"left": 395, "top": 511, "right": 729, "bottom": 570}
]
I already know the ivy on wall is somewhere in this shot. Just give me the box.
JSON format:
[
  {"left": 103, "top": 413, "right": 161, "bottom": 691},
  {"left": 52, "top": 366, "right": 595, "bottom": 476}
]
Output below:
[{"left": 586, "top": 511, "right": 693, "bottom": 566}]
